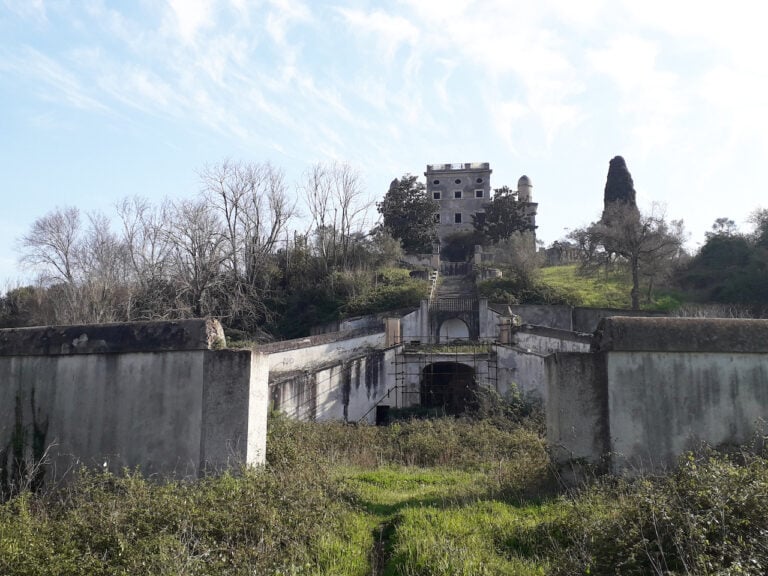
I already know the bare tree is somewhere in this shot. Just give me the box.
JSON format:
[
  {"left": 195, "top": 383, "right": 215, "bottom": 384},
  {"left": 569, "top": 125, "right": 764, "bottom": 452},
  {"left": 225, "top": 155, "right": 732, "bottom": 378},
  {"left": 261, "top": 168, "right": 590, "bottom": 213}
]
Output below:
[
  {"left": 300, "top": 161, "right": 371, "bottom": 271},
  {"left": 201, "top": 160, "right": 295, "bottom": 281},
  {"left": 20, "top": 207, "right": 82, "bottom": 285},
  {"left": 199, "top": 160, "right": 295, "bottom": 333},
  {"left": 116, "top": 197, "right": 174, "bottom": 319},
  {"left": 165, "top": 199, "right": 227, "bottom": 318},
  {"left": 76, "top": 211, "right": 131, "bottom": 323},
  {"left": 571, "top": 203, "right": 686, "bottom": 310}
]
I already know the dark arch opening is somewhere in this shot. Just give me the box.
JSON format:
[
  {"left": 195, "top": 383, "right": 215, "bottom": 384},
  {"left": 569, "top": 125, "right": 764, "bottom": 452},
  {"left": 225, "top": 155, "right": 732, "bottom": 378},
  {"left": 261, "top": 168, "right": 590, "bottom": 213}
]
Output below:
[{"left": 420, "top": 362, "right": 477, "bottom": 415}]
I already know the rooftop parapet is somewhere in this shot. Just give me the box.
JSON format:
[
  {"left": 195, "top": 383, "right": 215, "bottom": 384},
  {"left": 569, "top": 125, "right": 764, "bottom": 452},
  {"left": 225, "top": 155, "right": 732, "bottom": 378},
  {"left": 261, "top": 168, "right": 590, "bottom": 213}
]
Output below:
[{"left": 426, "top": 162, "right": 490, "bottom": 172}]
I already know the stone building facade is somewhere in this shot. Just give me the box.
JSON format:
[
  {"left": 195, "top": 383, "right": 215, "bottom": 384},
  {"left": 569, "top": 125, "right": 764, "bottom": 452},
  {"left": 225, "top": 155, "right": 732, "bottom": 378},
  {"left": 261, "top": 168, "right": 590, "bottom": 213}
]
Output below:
[
  {"left": 425, "top": 163, "right": 537, "bottom": 247},
  {"left": 426, "top": 162, "right": 491, "bottom": 241}
]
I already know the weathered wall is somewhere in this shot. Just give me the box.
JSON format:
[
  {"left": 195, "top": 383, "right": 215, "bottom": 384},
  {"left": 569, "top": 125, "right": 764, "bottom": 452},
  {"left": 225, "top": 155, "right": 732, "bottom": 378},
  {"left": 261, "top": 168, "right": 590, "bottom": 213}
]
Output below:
[
  {"left": 548, "top": 317, "right": 768, "bottom": 476},
  {"left": 572, "top": 307, "right": 666, "bottom": 333},
  {"left": 487, "top": 304, "right": 667, "bottom": 333},
  {"left": 262, "top": 330, "right": 385, "bottom": 372},
  {"left": 607, "top": 351, "right": 768, "bottom": 473},
  {"left": 0, "top": 320, "right": 268, "bottom": 482},
  {"left": 494, "top": 344, "right": 547, "bottom": 402},
  {"left": 545, "top": 352, "right": 608, "bottom": 467},
  {"left": 401, "top": 301, "right": 430, "bottom": 344},
  {"left": 515, "top": 325, "right": 592, "bottom": 355},
  {"left": 499, "top": 304, "right": 573, "bottom": 330},
  {"left": 269, "top": 347, "right": 397, "bottom": 423},
  {"left": 478, "top": 298, "right": 501, "bottom": 340}
]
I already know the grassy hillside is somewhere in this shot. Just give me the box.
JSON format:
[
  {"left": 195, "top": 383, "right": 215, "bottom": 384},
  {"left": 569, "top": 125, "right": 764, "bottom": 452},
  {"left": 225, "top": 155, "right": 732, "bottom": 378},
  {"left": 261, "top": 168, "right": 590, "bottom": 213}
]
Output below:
[
  {"left": 537, "top": 264, "right": 632, "bottom": 308},
  {"left": 536, "top": 264, "right": 682, "bottom": 311},
  {"left": 3, "top": 411, "right": 768, "bottom": 575}
]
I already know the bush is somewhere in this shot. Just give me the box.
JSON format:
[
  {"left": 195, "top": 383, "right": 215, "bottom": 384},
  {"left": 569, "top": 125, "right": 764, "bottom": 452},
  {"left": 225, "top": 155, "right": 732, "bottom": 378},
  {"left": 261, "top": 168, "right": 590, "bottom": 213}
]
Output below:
[{"left": 548, "top": 450, "right": 768, "bottom": 575}]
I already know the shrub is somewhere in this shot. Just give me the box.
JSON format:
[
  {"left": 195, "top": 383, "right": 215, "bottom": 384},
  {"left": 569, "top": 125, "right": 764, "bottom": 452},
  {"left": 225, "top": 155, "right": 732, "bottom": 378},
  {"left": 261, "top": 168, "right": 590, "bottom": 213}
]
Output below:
[{"left": 548, "top": 450, "right": 768, "bottom": 575}]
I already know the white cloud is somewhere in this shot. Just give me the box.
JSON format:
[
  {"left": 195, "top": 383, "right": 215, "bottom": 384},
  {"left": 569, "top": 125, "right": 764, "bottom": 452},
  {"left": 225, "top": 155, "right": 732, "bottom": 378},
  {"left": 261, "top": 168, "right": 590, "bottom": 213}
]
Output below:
[
  {"left": 6, "top": 47, "right": 110, "bottom": 112},
  {"left": 165, "top": 0, "right": 214, "bottom": 43},
  {"left": 336, "top": 8, "right": 419, "bottom": 62},
  {"left": 266, "top": 0, "right": 311, "bottom": 45}
]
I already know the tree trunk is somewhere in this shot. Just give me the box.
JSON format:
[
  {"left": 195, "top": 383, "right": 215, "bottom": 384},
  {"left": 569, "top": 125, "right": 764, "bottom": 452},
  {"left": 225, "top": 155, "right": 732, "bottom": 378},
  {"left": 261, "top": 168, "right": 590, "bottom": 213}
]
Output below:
[{"left": 631, "top": 255, "right": 640, "bottom": 310}]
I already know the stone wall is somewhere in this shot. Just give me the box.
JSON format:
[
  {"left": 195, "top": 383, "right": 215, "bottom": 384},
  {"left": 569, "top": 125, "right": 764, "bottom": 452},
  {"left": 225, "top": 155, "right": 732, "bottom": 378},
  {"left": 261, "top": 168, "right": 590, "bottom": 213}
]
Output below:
[{"left": 0, "top": 320, "right": 268, "bottom": 483}]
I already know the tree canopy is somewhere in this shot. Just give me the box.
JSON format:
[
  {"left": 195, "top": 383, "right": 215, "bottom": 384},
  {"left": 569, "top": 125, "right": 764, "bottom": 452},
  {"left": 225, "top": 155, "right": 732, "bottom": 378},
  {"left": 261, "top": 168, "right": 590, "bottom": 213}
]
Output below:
[
  {"left": 677, "top": 215, "right": 768, "bottom": 306},
  {"left": 376, "top": 174, "right": 437, "bottom": 254},
  {"left": 573, "top": 153, "right": 685, "bottom": 314},
  {"left": 602, "top": 156, "right": 638, "bottom": 222},
  {"left": 473, "top": 186, "right": 536, "bottom": 244}
]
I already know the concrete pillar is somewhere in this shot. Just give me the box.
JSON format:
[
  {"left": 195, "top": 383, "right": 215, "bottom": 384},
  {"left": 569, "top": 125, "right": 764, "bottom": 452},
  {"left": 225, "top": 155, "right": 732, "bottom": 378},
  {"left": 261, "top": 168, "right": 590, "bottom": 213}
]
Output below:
[{"left": 201, "top": 349, "right": 270, "bottom": 472}]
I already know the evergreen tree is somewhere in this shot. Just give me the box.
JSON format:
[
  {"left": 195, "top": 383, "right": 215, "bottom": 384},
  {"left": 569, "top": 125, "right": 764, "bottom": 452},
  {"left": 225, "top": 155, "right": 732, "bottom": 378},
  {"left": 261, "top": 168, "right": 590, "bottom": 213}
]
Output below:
[
  {"left": 474, "top": 185, "right": 536, "bottom": 243},
  {"left": 377, "top": 174, "right": 438, "bottom": 254},
  {"left": 602, "top": 156, "right": 638, "bottom": 222}
]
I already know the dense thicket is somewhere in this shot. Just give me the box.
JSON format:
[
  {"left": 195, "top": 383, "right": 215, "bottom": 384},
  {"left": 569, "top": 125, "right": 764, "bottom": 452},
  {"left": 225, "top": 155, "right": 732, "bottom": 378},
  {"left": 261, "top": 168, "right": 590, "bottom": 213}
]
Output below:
[{"left": 676, "top": 210, "right": 768, "bottom": 308}]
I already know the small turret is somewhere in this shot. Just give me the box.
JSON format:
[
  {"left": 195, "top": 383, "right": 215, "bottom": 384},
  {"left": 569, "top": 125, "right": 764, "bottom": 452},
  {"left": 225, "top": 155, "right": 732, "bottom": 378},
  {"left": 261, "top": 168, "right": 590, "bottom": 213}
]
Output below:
[{"left": 517, "top": 175, "right": 532, "bottom": 202}]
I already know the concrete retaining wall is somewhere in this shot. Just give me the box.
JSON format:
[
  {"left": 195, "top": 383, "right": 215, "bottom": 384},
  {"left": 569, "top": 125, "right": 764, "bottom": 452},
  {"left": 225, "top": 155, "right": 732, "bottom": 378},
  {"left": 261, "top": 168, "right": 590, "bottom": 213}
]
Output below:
[
  {"left": 545, "top": 352, "right": 608, "bottom": 467},
  {"left": 262, "top": 330, "right": 385, "bottom": 372},
  {"left": 0, "top": 320, "right": 268, "bottom": 483},
  {"left": 547, "top": 317, "right": 768, "bottom": 475},
  {"left": 269, "top": 347, "right": 397, "bottom": 424},
  {"left": 515, "top": 325, "right": 591, "bottom": 355},
  {"left": 495, "top": 345, "right": 547, "bottom": 402},
  {"left": 488, "top": 304, "right": 667, "bottom": 333}
]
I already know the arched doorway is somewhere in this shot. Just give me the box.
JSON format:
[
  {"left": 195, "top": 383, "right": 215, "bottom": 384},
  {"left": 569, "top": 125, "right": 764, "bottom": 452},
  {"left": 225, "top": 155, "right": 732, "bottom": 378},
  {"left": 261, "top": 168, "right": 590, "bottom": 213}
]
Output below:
[
  {"left": 421, "top": 362, "right": 476, "bottom": 415},
  {"left": 438, "top": 317, "right": 469, "bottom": 342}
]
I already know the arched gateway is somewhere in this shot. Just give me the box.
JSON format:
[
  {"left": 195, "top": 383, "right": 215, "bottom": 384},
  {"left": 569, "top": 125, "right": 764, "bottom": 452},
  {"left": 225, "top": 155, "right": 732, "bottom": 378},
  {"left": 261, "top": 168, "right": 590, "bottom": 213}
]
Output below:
[{"left": 420, "top": 362, "right": 477, "bottom": 414}]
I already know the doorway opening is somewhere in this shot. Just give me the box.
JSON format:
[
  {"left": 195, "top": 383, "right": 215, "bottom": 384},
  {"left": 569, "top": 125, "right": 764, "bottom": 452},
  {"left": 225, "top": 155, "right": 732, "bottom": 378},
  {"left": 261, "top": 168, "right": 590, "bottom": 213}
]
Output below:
[{"left": 420, "top": 362, "right": 477, "bottom": 415}]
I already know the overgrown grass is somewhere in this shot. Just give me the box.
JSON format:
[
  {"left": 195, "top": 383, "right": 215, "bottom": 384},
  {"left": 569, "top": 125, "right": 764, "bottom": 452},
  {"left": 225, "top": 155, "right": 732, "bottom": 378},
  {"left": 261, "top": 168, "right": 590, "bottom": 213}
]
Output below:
[
  {"left": 535, "top": 264, "right": 684, "bottom": 311},
  {"left": 3, "top": 414, "right": 768, "bottom": 575},
  {"left": 537, "top": 264, "right": 632, "bottom": 308}
]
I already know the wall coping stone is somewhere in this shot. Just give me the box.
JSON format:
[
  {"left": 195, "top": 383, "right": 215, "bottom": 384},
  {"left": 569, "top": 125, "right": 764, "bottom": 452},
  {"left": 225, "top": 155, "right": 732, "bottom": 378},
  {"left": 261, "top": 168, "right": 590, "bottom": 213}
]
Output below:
[
  {"left": 0, "top": 319, "right": 225, "bottom": 356},
  {"left": 593, "top": 316, "right": 768, "bottom": 353}
]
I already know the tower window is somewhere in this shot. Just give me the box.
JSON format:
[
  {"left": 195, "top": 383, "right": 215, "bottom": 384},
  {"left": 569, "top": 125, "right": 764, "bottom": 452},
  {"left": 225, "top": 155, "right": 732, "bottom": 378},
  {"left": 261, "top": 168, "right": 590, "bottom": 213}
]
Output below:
[
  {"left": 454, "top": 190, "right": 462, "bottom": 199},
  {"left": 454, "top": 213, "right": 462, "bottom": 223},
  {"left": 433, "top": 191, "right": 441, "bottom": 200},
  {"left": 454, "top": 178, "right": 461, "bottom": 184},
  {"left": 433, "top": 213, "right": 440, "bottom": 223},
  {"left": 433, "top": 179, "right": 440, "bottom": 185},
  {"left": 476, "top": 177, "right": 483, "bottom": 183},
  {"left": 475, "top": 189, "right": 483, "bottom": 198}
]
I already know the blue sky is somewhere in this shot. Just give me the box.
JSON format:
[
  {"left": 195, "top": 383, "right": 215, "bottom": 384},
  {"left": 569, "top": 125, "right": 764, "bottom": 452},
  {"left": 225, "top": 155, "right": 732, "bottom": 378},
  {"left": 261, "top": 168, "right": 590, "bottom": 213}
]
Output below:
[{"left": 2, "top": 0, "right": 767, "bottom": 288}]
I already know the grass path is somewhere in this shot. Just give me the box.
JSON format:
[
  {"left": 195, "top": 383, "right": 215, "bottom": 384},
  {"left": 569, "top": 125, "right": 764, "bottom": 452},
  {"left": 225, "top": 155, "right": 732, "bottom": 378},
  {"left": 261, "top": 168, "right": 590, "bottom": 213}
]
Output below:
[{"left": 326, "top": 466, "right": 558, "bottom": 575}]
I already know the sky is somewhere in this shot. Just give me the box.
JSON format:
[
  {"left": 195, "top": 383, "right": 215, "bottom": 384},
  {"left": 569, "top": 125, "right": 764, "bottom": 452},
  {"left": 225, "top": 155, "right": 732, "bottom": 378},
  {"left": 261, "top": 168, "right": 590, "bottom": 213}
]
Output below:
[{"left": 2, "top": 0, "right": 768, "bottom": 288}]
